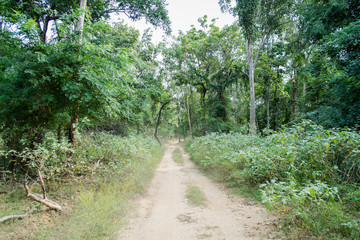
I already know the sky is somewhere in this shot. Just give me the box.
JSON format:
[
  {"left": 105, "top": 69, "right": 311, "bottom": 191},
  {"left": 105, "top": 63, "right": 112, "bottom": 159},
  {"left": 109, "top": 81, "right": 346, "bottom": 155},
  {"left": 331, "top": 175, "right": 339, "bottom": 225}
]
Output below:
[{"left": 113, "top": 0, "right": 237, "bottom": 43}]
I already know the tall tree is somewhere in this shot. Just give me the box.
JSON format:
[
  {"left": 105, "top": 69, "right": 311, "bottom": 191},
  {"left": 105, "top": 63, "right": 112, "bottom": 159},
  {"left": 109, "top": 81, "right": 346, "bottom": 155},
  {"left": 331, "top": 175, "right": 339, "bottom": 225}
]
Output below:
[
  {"left": 164, "top": 18, "right": 244, "bottom": 134},
  {"left": 219, "top": 0, "right": 291, "bottom": 133}
]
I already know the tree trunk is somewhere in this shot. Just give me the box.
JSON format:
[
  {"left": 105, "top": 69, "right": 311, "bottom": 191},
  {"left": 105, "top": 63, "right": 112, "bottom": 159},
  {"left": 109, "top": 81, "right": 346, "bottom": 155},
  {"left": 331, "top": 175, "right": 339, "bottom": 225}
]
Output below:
[
  {"left": 186, "top": 94, "right": 193, "bottom": 140},
  {"left": 291, "top": 70, "right": 297, "bottom": 121},
  {"left": 302, "top": 81, "right": 306, "bottom": 114},
  {"left": 69, "top": 1, "right": 87, "bottom": 144},
  {"left": 178, "top": 103, "right": 181, "bottom": 143},
  {"left": 274, "top": 84, "right": 280, "bottom": 132},
  {"left": 246, "top": 39, "right": 256, "bottom": 134},
  {"left": 266, "top": 77, "right": 271, "bottom": 129},
  {"left": 234, "top": 80, "right": 239, "bottom": 123},
  {"left": 201, "top": 87, "right": 207, "bottom": 136},
  {"left": 69, "top": 102, "right": 79, "bottom": 144},
  {"left": 75, "top": 0, "right": 87, "bottom": 33},
  {"left": 154, "top": 101, "right": 171, "bottom": 146},
  {"left": 37, "top": 16, "right": 50, "bottom": 43},
  {"left": 219, "top": 89, "right": 227, "bottom": 121},
  {"left": 137, "top": 125, "right": 140, "bottom": 135}
]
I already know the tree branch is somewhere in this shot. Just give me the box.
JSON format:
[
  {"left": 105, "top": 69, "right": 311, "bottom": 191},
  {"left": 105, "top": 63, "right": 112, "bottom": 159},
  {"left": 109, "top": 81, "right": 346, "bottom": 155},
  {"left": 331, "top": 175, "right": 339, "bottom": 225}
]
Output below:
[
  {"left": 24, "top": 183, "right": 62, "bottom": 212},
  {"left": 0, "top": 208, "right": 36, "bottom": 223},
  {"left": 37, "top": 169, "right": 47, "bottom": 199}
]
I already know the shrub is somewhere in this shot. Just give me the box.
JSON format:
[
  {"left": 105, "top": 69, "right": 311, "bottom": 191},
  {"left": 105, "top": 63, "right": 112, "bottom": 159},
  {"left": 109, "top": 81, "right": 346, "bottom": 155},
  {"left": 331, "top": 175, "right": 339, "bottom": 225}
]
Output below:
[{"left": 186, "top": 120, "right": 360, "bottom": 239}]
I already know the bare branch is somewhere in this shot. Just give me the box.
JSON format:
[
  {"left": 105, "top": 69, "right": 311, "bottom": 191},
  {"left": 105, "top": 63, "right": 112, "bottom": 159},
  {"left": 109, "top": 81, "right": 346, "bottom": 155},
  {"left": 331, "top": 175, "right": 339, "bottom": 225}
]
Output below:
[
  {"left": 37, "top": 169, "right": 47, "bottom": 200},
  {"left": 0, "top": 208, "right": 36, "bottom": 223},
  {"left": 24, "top": 183, "right": 62, "bottom": 212}
]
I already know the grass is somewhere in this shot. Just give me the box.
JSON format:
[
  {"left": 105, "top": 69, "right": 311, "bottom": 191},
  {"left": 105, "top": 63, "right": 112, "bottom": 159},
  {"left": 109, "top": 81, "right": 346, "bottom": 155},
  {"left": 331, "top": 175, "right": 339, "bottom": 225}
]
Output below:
[
  {"left": 0, "top": 133, "right": 164, "bottom": 240},
  {"left": 172, "top": 148, "right": 184, "bottom": 165},
  {"left": 34, "top": 147, "right": 165, "bottom": 240},
  {"left": 186, "top": 186, "right": 207, "bottom": 206}
]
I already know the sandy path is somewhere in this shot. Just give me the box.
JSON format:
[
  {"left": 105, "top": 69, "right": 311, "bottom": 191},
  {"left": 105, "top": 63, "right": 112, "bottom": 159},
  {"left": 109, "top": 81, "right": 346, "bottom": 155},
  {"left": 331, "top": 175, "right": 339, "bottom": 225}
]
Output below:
[{"left": 118, "top": 142, "right": 279, "bottom": 240}]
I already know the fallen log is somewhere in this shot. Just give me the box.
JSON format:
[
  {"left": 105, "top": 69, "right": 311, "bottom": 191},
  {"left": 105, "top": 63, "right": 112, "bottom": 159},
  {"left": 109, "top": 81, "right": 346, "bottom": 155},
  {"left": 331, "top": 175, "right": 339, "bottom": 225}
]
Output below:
[
  {"left": 24, "top": 183, "right": 62, "bottom": 212},
  {"left": 0, "top": 208, "right": 36, "bottom": 223}
]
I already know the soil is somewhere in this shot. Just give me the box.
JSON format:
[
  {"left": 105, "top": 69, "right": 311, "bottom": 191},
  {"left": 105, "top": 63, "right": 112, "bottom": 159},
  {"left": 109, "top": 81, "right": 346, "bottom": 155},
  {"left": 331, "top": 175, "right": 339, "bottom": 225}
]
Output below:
[{"left": 118, "top": 141, "right": 281, "bottom": 240}]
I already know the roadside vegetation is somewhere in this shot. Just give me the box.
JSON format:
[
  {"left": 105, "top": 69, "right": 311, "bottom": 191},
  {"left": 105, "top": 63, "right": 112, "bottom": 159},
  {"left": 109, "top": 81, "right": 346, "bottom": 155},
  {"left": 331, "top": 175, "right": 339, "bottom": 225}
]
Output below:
[
  {"left": 186, "top": 120, "right": 360, "bottom": 240},
  {"left": 186, "top": 186, "right": 207, "bottom": 206},
  {"left": 0, "top": 132, "right": 163, "bottom": 240},
  {"left": 172, "top": 148, "right": 184, "bottom": 165},
  {"left": 1, "top": 0, "right": 359, "bottom": 239}
]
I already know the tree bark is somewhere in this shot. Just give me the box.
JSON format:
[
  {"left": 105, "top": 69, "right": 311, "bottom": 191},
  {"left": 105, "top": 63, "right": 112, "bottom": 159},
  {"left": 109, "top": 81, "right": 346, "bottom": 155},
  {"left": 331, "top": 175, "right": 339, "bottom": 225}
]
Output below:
[
  {"left": 37, "top": 16, "right": 50, "bottom": 43},
  {"left": 246, "top": 39, "right": 256, "bottom": 135},
  {"left": 302, "top": 81, "right": 306, "bottom": 114},
  {"left": 186, "top": 94, "right": 193, "bottom": 140},
  {"left": 234, "top": 80, "right": 239, "bottom": 123},
  {"left": 178, "top": 102, "right": 181, "bottom": 143},
  {"left": 219, "top": 89, "right": 227, "bottom": 121},
  {"left": 69, "top": 0, "right": 86, "bottom": 144},
  {"left": 274, "top": 83, "right": 280, "bottom": 132},
  {"left": 201, "top": 87, "right": 207, "bottom": 136},
  {"left": 266, "top": 77, "right": 271, "bottom": 129},
  {"left": 69, "top": 102, "right": 79, "bottom": 144},
  {"left": 75, "top": 0, "right": 87, "bottom": 33},
  {"left": 154, "top": 101, "right": 171, "bottom": 146},
  {"left": 37, "top": 169, "right": 47, "bottom": 199},
  {"left": 291, "top": 70, "right": 297, "bottom": 121}
]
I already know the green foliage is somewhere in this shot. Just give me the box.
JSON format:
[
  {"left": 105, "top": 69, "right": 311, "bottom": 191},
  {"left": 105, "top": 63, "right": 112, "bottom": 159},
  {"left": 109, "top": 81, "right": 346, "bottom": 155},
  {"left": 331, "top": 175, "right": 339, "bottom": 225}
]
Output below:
[
  {"left": 304, "top": 20, "right": 360, "bottom": 128},
  {"left": 0, "top": 131, "right": 162, "bottom": 239},
  {"left": 37, "top": 133, "right": 162, "bottom": 240},
  {"left": 299, "top": 0, "right": 359, "bottom": 43},
  {"left": 186, "top": 120, "right": 360, "bottom": 239},
  {"left": 164, "top": 17, "right": 245, "bottom": 135}
]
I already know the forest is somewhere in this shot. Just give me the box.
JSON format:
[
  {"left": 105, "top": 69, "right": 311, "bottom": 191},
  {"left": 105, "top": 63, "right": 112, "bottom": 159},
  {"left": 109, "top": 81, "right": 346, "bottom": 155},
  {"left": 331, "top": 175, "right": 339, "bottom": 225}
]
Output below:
[{"left": 0, "top": 0, "right": 359, "bottom": 239}]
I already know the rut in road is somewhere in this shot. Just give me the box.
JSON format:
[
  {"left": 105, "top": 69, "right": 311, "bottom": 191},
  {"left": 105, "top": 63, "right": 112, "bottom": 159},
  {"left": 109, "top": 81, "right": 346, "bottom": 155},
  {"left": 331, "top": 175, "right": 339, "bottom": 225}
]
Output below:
[{"left": 118, "top": 142, "right": 279, "bottom": 240}]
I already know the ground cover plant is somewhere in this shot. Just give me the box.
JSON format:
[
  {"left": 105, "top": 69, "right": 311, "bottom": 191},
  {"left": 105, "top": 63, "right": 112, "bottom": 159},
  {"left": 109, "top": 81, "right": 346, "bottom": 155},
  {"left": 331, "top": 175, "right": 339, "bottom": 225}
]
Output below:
[
  {"left": 0, "top": 132, "right": 163, "bottom": 240},
  {"left": 186, "top": 120, "right": 360, "bottom": 239},
  {"left": 172, "top": 148, "right": 184, "bottom": 165},
  {"left": 186, "top": 186, "right": 207, "bottom": 206}
]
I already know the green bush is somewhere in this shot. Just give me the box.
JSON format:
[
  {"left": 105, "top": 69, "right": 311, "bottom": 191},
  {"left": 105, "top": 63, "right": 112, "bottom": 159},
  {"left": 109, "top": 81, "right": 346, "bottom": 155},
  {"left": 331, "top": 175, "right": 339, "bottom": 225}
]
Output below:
[
  {"left": 0, "top": 131, "right": 160, "bottom": 239},
  {"left": 186, "top": 120, "right": 360, "bottom": 239}
]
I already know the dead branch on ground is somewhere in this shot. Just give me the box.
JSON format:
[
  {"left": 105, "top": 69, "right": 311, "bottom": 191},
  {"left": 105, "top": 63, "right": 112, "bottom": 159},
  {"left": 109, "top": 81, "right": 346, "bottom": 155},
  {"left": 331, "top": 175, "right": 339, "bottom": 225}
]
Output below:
[
  {"left": 0, "top": 208, "right": 37, "bottom": 223},
  {"left": 22, "top": 168, "right": 62, "bottom": 212}
]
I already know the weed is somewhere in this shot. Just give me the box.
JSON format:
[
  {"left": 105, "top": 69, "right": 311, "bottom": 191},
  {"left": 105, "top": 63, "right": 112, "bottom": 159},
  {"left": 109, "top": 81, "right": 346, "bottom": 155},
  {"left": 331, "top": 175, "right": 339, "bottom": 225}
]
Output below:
[
  {"left": 0, "top": 133, "right": 164, "bottom": 240},
  {"left": 186, "top": 186, "right": 207, "bottom": 206},
  {"left": 186, "top": 120, "right": 360, "bottom": 239},
  {"left": 172, "top": 148, "right": 184, "bottom": 165}
]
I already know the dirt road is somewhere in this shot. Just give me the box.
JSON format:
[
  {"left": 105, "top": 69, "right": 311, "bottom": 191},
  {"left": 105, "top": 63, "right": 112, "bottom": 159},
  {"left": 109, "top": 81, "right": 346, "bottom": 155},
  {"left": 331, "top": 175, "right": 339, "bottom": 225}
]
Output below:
[{"left": 118, "top": 142, "right": 279, "bottom": 240}]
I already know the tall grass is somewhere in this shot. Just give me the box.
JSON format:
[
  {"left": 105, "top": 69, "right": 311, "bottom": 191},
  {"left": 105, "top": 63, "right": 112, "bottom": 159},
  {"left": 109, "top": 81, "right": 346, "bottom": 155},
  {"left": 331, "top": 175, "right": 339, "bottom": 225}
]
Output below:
[
  {"left": 1, "top": 133, "right": 164, "bottom": 240},
  {"left": 186, "top": 120, "right": 360, "bottom": 239}
]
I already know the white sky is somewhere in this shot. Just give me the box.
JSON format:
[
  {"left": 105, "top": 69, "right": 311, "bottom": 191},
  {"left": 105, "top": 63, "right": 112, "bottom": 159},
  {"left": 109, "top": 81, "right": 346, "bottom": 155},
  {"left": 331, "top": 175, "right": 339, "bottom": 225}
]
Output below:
[{"left": 113, "top": 0, "right": 237, "bottom": 43}]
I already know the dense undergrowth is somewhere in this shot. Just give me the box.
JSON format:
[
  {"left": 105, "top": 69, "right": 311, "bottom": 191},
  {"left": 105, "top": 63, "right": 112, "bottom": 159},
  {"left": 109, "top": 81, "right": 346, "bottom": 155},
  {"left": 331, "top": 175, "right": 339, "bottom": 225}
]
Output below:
[
  {"left": 0, "top": 132, "right": 163, "bottom": 240},
  {"left": 186, "top": 121, "right": 360, "bottom": 240}
]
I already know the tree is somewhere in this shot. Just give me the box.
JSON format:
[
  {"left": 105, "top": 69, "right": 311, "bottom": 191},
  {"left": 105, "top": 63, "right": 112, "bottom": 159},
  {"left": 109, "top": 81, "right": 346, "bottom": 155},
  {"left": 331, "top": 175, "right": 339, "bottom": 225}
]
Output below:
[
  {"left": 164, "top": 18, "right": 244, "bottom": 134},
  {"left": 0, "top": 0, "right": 171, "bottom": 43},
  {"left": 219, "top": 0, "right": 291, "bottom": 134},
  {"left": 297, "top": 0, "right": 360, "bottom": 127}
]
